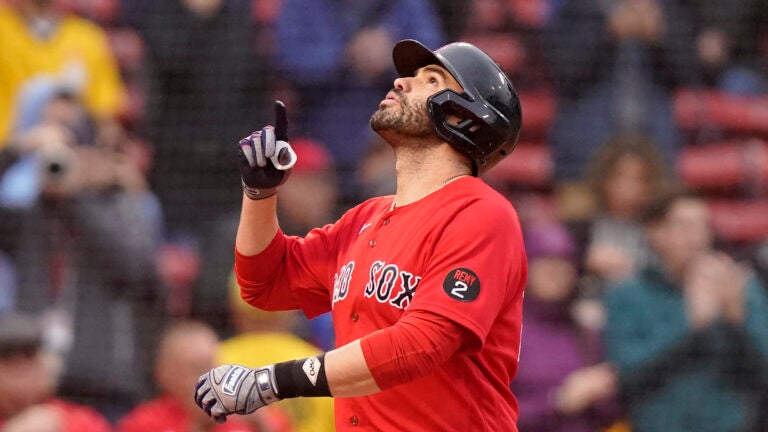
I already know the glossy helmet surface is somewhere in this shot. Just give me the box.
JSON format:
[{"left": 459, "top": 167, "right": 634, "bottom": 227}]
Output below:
[{"left": 393, "top": 39, "right": 523, "bottom": 175}]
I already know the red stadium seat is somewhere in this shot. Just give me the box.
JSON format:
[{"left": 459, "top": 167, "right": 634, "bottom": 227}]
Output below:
[
  {"left": 485, "top": 142, "right": 553, "bottom": 188},
  {"left": 677, "top": 139, "right": 768, "bottom": 190},
  {"left": 508, "top": 0, "right": 553, "bottom": 29},
  {"left": 678, "top": 141, "right": 746, "bottom": 188},
  {"left": 252, "top": 0, "right": 283, "bottom": 24},
  {"left": 709, "top": 199, "right": 768, "bottom": 243},
  {"left": 463, "top": 34, "right": 526, "bottom": 76},
  {"left": 675, "top": 89, "right": 768, "bottom": 134},
  {"left": 518, "top": 91, "right": 556, "bottom": 134}
]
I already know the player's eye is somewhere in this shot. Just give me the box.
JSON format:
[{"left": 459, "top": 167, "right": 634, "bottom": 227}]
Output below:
[{"left": 428, "top": 77, "right": 439, "bottom": 85}]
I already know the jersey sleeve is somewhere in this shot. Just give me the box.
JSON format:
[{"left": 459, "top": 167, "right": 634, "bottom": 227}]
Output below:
[
  {"left": 360, "top": 309, "right": 470, "bottom": 389},
  {"left": 236, "top": 214, "right": 355, "bottom": 319},
  {"left": 404, "top": 197, "right": 527, "bottom": 351}
]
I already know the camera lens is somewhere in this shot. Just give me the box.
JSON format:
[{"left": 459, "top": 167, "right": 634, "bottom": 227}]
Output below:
[{"left": 48, "top": 162, "right": 64, "bottom": 174}]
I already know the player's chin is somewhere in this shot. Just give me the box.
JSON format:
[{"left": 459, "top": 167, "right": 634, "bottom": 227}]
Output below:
[{"left": 370, "top": 110, "right": 392, "bottom": 132}]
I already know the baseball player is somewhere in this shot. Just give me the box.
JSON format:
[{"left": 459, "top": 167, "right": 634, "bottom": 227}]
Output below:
[{"left": 194, "top": 39, "right": 526, "bottom": 431}]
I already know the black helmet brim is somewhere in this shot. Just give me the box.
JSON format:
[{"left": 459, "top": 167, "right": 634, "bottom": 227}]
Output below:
[{"left": 393, "top": 39, "right": 444, "bottom": 79}]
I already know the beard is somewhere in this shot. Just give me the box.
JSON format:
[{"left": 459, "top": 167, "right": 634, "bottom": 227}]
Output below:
[{"left": 370, "top": 90, "right": 434, "bottom": 138}]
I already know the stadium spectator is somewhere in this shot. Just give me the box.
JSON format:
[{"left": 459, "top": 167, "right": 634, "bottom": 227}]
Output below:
[
  {"left": 0, "top": 0, "right": 125, "bottom": 144},
  {"left": 577, "top": 134, "right": 670, "bottom": 311},
  {"left": 0, "top": 312, "right": 111, "bottom": 432},
  {"left": 126, "top": 0, "right": 274, "bottom": 332},
  {"left": 742, "top": 0, "right": 768, "bottom": 86},
  {"left": 604, "top": 188, "right": 768, "bottom": 432},
  {"left": 513, "top": 221, "right": 618, "bottom": 432},
  {"left": 118, "top": 320, "right": 269, "bottom": 432},
  {"left": 0, "top": 79, "right": 164, "bottom": 422},
  {"left": 755, "top": 240, "right": 768, "bottom": 290},
  {"left": 218, "top": 275, "right": 335, "bottom": 432},
  {"left": 0, "top": 254, "right": 14, "bottom": 313},
  {"left": 429, "top": 0, "right": 472, "bottom": 41},
  {"left": 274, "top": 0, "right": 444, "bottom": 202},
  {"left": 685, "top": 0, "right": 768, "bottom": 94},
  {"left": 547, "top": 0, "right": 696, "bottom": 182}
]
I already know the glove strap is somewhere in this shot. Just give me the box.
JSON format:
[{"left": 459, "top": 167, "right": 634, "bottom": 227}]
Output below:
[
  {"left": 253, "top": 365, "right": 281, "bottom": 406},
  {"left": 242, "top": 179, "right": 278, "bottom": 200}
]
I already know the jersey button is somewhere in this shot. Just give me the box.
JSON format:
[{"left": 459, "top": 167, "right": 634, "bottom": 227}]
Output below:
[
  {"left": 369, "top": 239, "right": 376, "bottom": 247},
  {"left": 350, "top": 416, "right": 359, "bottom": 426},
  {"left": 382, "top": 218, "right": 390, "bottom": 226},
  {"left": 351, "top": 312, "right": 359, "bottom": 322}
]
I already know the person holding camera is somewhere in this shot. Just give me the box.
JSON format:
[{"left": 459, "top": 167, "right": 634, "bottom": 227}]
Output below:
[{"left": 0, "top": 82, "right": 165, "bottom": 422}]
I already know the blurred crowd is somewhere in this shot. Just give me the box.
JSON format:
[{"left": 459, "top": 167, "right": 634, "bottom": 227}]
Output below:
[{"left": 0, "top": 0, "right": 767, "bottom": 430}]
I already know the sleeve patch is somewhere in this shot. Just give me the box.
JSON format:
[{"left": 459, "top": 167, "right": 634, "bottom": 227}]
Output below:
[{"left": 442, "top": 268, "right": 480, "bottom": 302}]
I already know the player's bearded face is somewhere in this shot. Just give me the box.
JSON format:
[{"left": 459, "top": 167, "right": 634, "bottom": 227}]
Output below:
[{"left": 370, "top": 89, "right": 433, "bottom": 137}]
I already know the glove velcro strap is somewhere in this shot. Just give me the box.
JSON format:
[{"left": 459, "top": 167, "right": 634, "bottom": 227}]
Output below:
[
  {"left": 242, "top": 180, "right": 278, "bottom": 200},
  {"left": 252, "top": 365, "right": 280, "bottom": 407},
  {"left": 273, "top": 354, "right": 331, "bottom": 399}
]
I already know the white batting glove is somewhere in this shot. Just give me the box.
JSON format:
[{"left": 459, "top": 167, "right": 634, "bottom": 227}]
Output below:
[{"left": 194, "top": 364, "right": 281, "bottom": 423}]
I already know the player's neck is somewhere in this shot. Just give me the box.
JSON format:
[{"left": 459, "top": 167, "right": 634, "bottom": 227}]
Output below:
[{"left": 391, "top": 144, "right": 471, "bottom": 208}]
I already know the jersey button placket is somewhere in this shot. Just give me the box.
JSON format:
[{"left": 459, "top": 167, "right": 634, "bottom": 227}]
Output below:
[
  {"left": 350, "top": 416, "right": 359, "bottom": 426},
  {"left": 369, "top": 239, "right": 376, "bottom": 247},
  {"left": 382, "top": 218, "right": 390, "bottom": 226},
  {"left": 351, "top": 312, "right": 359, "bottom": 322}
]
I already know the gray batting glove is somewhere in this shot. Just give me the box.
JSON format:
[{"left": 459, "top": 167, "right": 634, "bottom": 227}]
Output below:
[{"left": 194, "top": 364, "right": 281, "bottom": 423}]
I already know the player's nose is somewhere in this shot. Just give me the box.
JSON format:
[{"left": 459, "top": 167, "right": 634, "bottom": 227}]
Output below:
[{"left": 393, "top": 77, "right": 410, "bottom": 93}]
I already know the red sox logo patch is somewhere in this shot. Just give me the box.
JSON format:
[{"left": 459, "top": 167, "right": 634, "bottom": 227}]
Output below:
[{"left": 443, "top": 268, "right": 480, "bottom": 302}]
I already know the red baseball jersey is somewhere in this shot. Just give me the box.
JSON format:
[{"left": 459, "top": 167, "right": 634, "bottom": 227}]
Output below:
[{"left": 237, "top": 176, "right": 527, "bottom": 431}]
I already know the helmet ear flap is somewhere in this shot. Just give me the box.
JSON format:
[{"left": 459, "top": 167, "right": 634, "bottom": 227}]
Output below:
[{"left": 428, "top": 90, "right": 504, "bottom": 173}]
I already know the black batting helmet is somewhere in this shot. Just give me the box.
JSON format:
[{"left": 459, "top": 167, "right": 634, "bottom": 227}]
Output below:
[{"left": 392, "top": 39, "right": 522, "bottom": 175}]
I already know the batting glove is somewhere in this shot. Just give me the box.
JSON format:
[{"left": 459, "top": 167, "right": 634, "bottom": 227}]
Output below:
[
  {"left": 194, "top": 364, "right": 281, "bottom": 423},
  {"left": 238, "top": 101, "right": 297, "bottom": 200}
]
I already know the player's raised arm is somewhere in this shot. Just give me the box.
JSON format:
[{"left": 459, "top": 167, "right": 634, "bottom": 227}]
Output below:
[{"left": 235, "top": 101, "right": 297, "bottom": 255}]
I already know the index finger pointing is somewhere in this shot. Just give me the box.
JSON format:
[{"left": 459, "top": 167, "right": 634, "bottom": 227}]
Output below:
[{"left": 274, "top": 100, "right": 288, "bottom": 141}]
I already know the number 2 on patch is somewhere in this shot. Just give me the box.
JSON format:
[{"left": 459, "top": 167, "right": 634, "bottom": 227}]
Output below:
[{"left": 451, "top": 281, "right": 468, "bottom": 298}]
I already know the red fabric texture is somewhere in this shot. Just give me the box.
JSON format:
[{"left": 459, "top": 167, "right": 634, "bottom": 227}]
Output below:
[{"left": 359, "top": 310, "right": 467, "bottom": 389}]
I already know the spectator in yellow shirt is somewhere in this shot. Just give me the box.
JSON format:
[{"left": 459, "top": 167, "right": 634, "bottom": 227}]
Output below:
[
  {"left": 0, "top": 0, "right": 125, "bottom": 145},
  {"left": 218, "top": 273, "right": 335, "bottom": 432}
]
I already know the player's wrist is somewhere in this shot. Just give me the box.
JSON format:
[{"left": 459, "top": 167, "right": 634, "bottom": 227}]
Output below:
[
  {"left": 242, "top": 179, "right": 278, "bottom": 200},
  {"left": 273, "top": 354, "right": 331, "bottom": 399}
]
